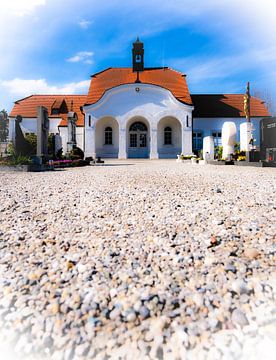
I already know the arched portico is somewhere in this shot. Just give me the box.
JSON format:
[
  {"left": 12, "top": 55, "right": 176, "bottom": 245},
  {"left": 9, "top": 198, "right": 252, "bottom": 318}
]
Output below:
[
  {"left": 126, "top": 116, "right": 150, "bottom": 158},
  {"left": 157, "top": 116, "right": 182, "bottom": 158},
  {"left": 83, "top": 83, "right": 194, "bottom": 159},
  {"left": 95, "top": 116, "right": 119, "bottom": 158}
]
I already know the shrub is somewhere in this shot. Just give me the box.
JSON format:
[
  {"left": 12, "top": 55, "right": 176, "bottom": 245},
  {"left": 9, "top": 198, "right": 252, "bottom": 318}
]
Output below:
[
  {"left": 234, "top": 142, "right": 240, "bottom": 153},
  {"left": 7, "top": 155, "right": 32, "bottom": 165},
  {"left": 215, "top": 146, "right": 223, "bottom": 160},
  {"left": 69, "top": 147, "right": 84, "bottom": 160},
  {"left": 6, "top": 143, "right": 16, "bottom": 156},
  {"left": 24, "top": 133, "right": 37, "bottom": 154}
]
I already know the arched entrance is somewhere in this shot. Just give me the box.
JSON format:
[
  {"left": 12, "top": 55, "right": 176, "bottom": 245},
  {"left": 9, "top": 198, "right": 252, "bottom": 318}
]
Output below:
[
  {"left": 128, "top": 121, "right": 149, "bottom": 158},
  {"left": 95, "top": 116, "right": 119, "bottom": 158},
  {"left": 157, "top": 116, "right": 182, "bottom": 158}
]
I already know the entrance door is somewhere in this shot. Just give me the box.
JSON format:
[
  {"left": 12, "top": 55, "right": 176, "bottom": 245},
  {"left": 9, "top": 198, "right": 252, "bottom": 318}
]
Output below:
[{"left": 128, "top": 122, "right": 149, "bottom": 158}]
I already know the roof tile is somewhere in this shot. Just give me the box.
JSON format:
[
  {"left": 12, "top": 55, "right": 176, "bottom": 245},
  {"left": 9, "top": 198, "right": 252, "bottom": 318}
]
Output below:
[
  {"left": 85, "top": 67, "right": 193, "bottom": 105},
  {"left": 9, "top": 95, "right": 86, "bottom": 126},
  {"left": 191, "top": 94, "right": 270, "bottom": 118}
]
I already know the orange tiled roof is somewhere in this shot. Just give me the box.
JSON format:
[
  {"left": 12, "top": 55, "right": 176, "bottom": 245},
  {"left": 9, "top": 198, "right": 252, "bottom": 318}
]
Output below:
[
  {"left": 9, "top": 95, "right": 86, "bottom": 126},
  {"left": 85, "top": 67, "right": 193, "bottom": 105},
  {"left": 191, "top": 94, "right": 270, "bottom": 118}
]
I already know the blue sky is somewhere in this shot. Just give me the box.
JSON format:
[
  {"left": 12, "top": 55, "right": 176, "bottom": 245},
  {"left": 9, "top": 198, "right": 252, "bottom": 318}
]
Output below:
[{"left": 0, "top": 0, "right": 276, "bottom": 114}]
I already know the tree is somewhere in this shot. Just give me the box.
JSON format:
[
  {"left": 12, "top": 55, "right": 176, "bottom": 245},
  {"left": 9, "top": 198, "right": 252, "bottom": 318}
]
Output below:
[{"left": 0, "top": 109, "right": 9, "bottom": 142}]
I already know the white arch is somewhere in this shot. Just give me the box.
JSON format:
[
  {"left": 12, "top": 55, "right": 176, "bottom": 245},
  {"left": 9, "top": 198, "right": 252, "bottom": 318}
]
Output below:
[
  {"left": 125, "top": 115, "right": 150, "bottom": 159},
  {"left": 95, "top": 116, "right": 119, "bottom": 158},
  {"left": 157, "top": 116, "right": 182, "bottom": 158}
]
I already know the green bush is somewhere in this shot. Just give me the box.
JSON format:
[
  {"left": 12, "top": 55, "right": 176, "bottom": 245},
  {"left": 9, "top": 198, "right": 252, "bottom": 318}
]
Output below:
[
  {"left": 7, "top": 155, "right": 32, "bottom": 165},
  {"left": 215, "top": 146, "right": 223, "bottom": 160},
  {"left": 6, "top": 143, "right": 16, "bottom": 156},
  {"left": 24, "top": 133, "right": 55, "bottom": 156},
  {"left": 234, "top": 142, "right": 240, "bottom": 153},
  {"left": 24, "top": 133, "right": 37, "bottom": 155},
  {"left": 69, "top": 147, "right": 84, "bottom": 160}
]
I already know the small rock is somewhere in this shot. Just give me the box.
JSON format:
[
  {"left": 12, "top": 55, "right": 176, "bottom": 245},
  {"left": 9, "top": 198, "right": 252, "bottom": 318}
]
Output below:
[
  {"left": 231, "top": 308, "right": 249, "bottom": 327},
  {"left": 225, "top": 263, "right": 237, "bottom": 273},
  {"left": 126, "top": 310, "right": 136, "bottom": 322},
  {"left": 231, "top": 279, "right": 249, "bottom": 294},
  {"left": 109, "top": 308, "right": 120, "bottom": 320},
  {"left": 139, "top": 306, "right": 150, "bottom": 319},
  {"left": 66, "top": 260, "right": 76, "bottom": 270},
  {"left": 28, "top": 271, "right": 42, "bottom": 281},
  {"left": 75, "top": 343, "right": 90, "bottom": 356},
  {"left": 109, "top": 288, "right": 118, "bottom": 298},
  {"left": 244, "top": 248, "right": 260, "bottom": 260},
  {"left": 51, "top": 303, "right": 60, "bottom": 315}
]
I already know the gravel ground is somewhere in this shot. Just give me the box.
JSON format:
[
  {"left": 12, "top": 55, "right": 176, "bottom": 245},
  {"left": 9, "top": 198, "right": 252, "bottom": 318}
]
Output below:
[{"left": 0, "top": 160, "right": 275, "bottom": 360}]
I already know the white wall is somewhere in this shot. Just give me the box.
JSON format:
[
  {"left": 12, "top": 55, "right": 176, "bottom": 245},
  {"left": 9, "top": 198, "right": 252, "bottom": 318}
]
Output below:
[
  {"left": 84, "top": 83, "right": 194, "bottom": 158},
  {"left": 76, "top": 127, "right": 84, "bottom": 150},
  {"left": 59, "top": 127, "right": 68, "bottom": 154},
  {"left": 9, "top": 117, "right": 61, "bottom": 140},
  {"left": 59, "top": 127, "right": 84, "bottom": 153},
  {"left": 9, "top": 117, "right": 85, "bottom": 155},
  {"left": 95, "top": 117, "right": 119, "bottom": 158},
  {"left": 157, "top": 116, "right": 182, "bottom": 158},
  {"left": 193, "top": 117, "right": 262, "bottom": 148}
]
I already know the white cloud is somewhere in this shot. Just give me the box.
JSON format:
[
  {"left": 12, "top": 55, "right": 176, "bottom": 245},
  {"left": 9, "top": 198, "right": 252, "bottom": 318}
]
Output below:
[
  {"left": 78, "top": 19, "right": 92, "bottom": 29},
  {"left": 1, "top": 78, "right": 90, "bottom": 98},
  {"left": 170, "top": 43, "right": 276, "bottom": 88},
  {"left": 67, "top": 51, "right": 94, "bottom": 64},
  {"left": 0, "top": 0, "right": 46, "bottom": 17}
]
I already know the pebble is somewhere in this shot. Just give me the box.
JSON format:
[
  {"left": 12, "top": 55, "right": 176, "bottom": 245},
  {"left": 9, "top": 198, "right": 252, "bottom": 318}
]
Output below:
[
  {"left": 0, "top": 160, "right": 275, "bottom": 359},
  {"left": 139, "top": 306, "right": 150, "bottom": 319},
  {"left": 231, "top": 308, "right": 249, "bottom": 327},
  {"left": 244, "top": 248, "right": 260, "bottom": 259},
  {"left": 225, "top": 263, "right": 237, "bottom": 273}
]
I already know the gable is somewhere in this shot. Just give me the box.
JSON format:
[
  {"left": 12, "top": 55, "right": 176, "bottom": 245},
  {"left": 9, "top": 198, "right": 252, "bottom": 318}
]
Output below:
[
  {"left": 9, "top": 95, "right": 86, "bottom": 126},
  {"left": 86, "top": 67, "right": 192, "bottom": 106}
]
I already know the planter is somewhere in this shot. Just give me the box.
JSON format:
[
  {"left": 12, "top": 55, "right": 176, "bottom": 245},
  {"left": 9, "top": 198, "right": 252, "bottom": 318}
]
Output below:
[
  {"left": 234, "top": 161, "right": 263, "bottom": 167},
  {"left": 207, "top": 160, "right": 234, "bottom": 165}
]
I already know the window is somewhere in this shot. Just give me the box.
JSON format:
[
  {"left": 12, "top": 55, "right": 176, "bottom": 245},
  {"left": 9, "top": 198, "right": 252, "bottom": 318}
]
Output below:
[
  {"left": 104, "top": 127, "right": 112, "bottom": 145},
  {"left": 193, "top": 131, "right": 203, "bottom": 150},
  {"left": 51, "top": 108, "right": 59, "bottom": 115},
  {"left": 212, "top": 131, "right": 222, "bottom": 147},
  {"left": 129, "top": 122, "right": 147, "bottom": 132},
  {"left": 164, "top": 126, "right": 172, "bottom": 145},
  {"left": 135, "top": 55, "right": 142, "bottom": 63},
  {"left": 88, "top": 115, "right": 91, "bottom": 127},
  {"left": 130, "top": 133, "right": 137, "bottom": 147}
]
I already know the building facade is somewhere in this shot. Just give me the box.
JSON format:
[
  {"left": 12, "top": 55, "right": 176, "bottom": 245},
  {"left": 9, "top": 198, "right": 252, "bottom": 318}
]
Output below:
[{"left": 9, "top": 40, "right": 270, "bottom": 158}]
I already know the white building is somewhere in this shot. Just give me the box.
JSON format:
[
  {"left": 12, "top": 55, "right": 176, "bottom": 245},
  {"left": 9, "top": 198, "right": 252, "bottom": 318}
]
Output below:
[{"left": 9, "top": 39, "right": 270, "bottom": 158}]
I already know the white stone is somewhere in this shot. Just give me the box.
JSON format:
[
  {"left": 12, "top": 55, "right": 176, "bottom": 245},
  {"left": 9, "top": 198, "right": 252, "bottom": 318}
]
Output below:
[
  {"left": 222, "top": 121, "right": 236, "bottom": 159},
  {"left": 203, "top": 136, "right": 214, "bottom": 160},
  {"left": 240, "top": 122, "right": 253, "bottom": 151}
]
